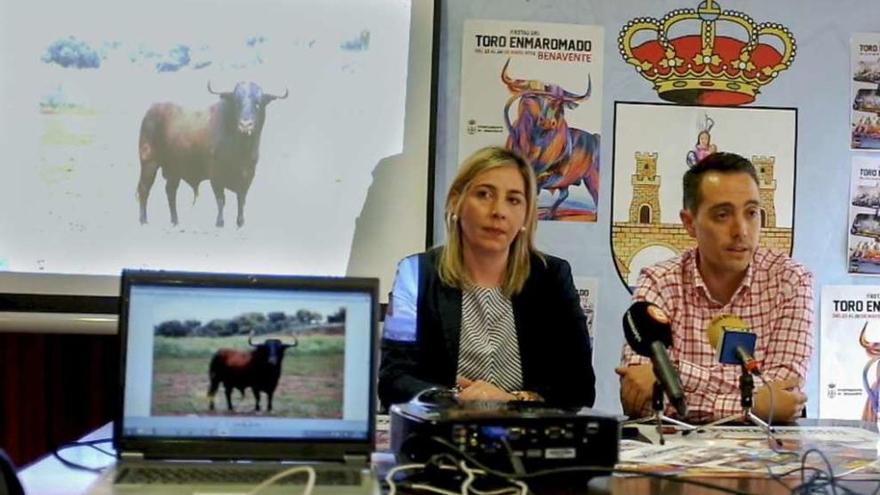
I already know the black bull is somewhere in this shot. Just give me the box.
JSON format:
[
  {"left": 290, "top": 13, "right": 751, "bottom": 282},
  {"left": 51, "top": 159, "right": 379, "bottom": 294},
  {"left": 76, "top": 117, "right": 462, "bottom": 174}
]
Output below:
[
  {"left": 137, "top": 81, "right": 288, "bottom": 228},
  {"left": 207, "top": 336, "right": 297, "bottom": 412}
]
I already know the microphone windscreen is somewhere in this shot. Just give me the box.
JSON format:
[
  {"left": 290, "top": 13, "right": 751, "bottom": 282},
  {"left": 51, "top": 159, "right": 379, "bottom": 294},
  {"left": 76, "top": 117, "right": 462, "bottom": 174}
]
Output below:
[
  {"left": 706, "top": 314, "right": 748, "bottom": 350},
  {"left": 623, "top": 301, "right": 672, "bottom": 356}
]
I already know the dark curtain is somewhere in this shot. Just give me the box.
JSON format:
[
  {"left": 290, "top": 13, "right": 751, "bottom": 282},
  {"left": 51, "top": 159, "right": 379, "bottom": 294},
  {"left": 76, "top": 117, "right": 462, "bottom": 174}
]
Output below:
[{"left": 0, "top": 333, "right": 117, "bottom": 467}]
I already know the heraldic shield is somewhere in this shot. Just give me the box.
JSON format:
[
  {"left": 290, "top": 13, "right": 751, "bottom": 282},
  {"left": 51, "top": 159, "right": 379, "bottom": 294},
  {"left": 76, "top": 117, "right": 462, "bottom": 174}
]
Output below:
[{"left": 610, "top": 102, "right": 797, "bottom": 291}]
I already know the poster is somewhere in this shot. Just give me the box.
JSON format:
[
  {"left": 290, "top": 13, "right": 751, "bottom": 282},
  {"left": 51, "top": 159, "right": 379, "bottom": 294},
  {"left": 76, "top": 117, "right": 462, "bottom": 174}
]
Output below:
[
  {"left": 819, "top": 285, "right": 880, "bottom": 420},
  {"left": 848, "top": 156, "right": 880, "bottom": 274},
  {"left": 573, "top": 276, "right": 598, "bottom": 346},
  {"left": 851, "top": 33, "right": 880, "bottom": 150},
  {"left": 458, "top": 20, "right": 603, "bottom": 222}
]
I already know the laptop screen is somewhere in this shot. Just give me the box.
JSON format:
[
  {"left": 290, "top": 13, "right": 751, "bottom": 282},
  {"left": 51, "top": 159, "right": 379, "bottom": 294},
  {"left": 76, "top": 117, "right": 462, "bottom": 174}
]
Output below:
[{"left": 116, "top": 270, "right": 377, "bottom": 457}]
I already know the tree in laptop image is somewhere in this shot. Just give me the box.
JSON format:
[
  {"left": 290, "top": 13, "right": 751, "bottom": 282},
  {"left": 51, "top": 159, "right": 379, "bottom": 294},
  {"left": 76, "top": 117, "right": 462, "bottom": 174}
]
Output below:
[{"left": 151, "top": 309, "right": 345, "bottom": 418}]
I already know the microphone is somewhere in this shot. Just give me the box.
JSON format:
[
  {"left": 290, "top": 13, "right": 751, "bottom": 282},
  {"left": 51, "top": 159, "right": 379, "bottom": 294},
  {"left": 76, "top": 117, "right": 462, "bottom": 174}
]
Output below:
[
  {"left": 707, "top": 314, "right": 761, "bottom": 375},
  {"left": 623, "top": 301, "right": 687, "bottom": 417}
]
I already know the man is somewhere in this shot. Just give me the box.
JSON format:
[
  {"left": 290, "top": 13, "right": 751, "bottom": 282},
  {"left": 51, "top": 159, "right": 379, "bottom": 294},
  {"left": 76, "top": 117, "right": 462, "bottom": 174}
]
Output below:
[{"left": 617, "top": 152, "right": 812, "bottom": 423}]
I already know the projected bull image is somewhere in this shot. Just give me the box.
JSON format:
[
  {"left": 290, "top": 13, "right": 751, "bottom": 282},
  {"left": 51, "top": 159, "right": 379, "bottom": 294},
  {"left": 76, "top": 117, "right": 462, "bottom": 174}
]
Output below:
[
  {"left": 138, "top": 82, "right": 288, "bottom": 228},
  {"left": 152, "top": 308, "right": 346, "bottom": 417},
  {"left": 2, "top": 0, "right": 421, "bottom": 280}
]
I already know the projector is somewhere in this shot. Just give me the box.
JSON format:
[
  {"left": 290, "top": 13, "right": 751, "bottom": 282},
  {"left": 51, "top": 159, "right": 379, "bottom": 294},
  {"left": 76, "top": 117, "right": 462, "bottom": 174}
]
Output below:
[{"left": 390, "top": 399, "right": 620, "bottom": 474}]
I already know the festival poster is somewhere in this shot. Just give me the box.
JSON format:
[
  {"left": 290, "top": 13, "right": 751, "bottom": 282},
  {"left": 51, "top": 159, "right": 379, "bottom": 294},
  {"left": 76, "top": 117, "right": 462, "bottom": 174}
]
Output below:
[
  {"left": 573, "top": 276, "right": 598, "bottom": 347},
  {"left": 458, "top": 20, "right": 603, "bottom": 222},
  {"left": 851, "top": 33, "right": 880, "bottom": 150},
  {"left": 819, "top": 285, "right": 880, "bottom": 420},
  {"left": 847, "top": 156, "right": 880, "bottom": 275}
]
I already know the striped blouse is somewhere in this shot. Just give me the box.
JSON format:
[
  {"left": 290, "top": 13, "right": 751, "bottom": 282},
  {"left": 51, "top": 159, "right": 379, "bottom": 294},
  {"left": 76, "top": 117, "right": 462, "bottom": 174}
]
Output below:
[{"left": 456, "top": 286, "right": 522, "bottom": 392}]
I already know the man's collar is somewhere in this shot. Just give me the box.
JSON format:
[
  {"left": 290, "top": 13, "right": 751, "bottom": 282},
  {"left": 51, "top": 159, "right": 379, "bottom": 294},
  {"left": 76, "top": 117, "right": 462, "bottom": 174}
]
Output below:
[{"left": 688, "top": 249, "right": 754, "bottom": 305}]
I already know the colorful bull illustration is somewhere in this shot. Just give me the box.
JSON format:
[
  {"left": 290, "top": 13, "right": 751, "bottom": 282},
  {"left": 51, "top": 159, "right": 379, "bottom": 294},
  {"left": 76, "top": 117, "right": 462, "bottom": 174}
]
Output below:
[
  {"left": 501, "top": 59, "right": 600, "bottom": 220},
  {"left": 860, "top": 322, "right": 880, "bottom": 422}
]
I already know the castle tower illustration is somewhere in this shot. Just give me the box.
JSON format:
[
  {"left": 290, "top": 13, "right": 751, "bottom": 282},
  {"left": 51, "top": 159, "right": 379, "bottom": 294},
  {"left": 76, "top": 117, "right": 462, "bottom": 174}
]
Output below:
[
  {"left": 628, "top": 152, "right": 661, "bottom": 224},
  {"left": 753, "top": 155, "right": 777, "bottom": 228},
  {"left": 612, "top": 149, "right": 791, "bottom": 289}
]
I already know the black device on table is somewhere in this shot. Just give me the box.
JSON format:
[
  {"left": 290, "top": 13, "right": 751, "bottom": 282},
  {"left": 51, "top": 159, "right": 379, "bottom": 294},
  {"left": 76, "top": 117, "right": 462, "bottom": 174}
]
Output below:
[{"left": 389, "top": 396, "right": 620, "bottom": 476}]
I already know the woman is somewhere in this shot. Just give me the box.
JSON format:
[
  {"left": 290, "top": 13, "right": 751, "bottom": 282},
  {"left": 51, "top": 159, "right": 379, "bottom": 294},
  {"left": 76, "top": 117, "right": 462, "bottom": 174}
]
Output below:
[
  {"left": 378, "top": 146, "right": 595, "bottom": 409},
  {"left": 686, "top": 114, "right": 717, "bottom": 168}
]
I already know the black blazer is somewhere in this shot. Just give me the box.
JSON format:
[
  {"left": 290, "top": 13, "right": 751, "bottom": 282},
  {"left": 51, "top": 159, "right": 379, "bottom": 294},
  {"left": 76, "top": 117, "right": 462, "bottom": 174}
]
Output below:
[{"left": 378, "top": 249, "right": 596, "bottom": 409}]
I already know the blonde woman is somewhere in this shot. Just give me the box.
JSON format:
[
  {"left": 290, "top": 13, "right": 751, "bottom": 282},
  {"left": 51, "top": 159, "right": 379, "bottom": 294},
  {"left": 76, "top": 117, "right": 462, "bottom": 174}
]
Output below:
[{"left": 378, "top": 146, "right": 595, "bottom": 409}]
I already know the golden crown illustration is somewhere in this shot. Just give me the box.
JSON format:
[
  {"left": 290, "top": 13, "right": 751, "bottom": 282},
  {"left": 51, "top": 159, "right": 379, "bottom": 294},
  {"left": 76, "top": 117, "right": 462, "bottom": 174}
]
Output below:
[{"left": 618, "top": 0, "right": 796, "bottom": 106}]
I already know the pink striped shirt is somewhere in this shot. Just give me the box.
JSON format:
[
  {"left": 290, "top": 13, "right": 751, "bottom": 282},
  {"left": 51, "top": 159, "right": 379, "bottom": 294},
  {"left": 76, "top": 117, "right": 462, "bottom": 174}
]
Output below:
[{"left": 621, "top": 247, "right": 814, "bottom": 422}]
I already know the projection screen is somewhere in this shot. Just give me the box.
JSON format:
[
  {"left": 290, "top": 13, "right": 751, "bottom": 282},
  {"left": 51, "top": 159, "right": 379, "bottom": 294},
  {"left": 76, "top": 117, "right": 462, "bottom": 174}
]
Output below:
[{"left": 0, "top": 0, "right": 436, "bottom": 332}]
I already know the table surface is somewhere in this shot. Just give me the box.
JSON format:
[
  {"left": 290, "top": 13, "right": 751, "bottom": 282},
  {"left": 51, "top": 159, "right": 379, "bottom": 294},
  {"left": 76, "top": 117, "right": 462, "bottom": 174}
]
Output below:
[
  {"left": 18, "top": 423, "right": 114, "bottom": 495},
  {"left": 18, "top": 420, "right": 880, "bottom": 495}
]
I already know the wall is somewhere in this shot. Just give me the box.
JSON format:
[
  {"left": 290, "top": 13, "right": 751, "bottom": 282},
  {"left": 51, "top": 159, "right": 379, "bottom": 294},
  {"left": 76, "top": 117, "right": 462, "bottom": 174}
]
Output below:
[{"left": 434, "top": 0, "right": 875, "bottom": 416}]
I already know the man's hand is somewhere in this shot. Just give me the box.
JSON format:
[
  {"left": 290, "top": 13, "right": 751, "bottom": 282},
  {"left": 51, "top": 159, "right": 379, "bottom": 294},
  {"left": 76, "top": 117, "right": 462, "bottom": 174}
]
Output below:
[
  {"left": 456, "top": 377, "right": 515, "bottom": 402},
  {"left": 616, "top": 364, "right": 655, "bottom": 417},
  {"left": 753, "top": 377, "right": 806, "bottom": 423}
]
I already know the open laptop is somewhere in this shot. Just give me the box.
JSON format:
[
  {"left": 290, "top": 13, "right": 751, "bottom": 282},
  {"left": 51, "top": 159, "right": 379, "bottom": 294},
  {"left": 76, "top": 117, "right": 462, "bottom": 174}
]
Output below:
[{"left": 86, "top": 269, "right": 380, "bottom": 495}]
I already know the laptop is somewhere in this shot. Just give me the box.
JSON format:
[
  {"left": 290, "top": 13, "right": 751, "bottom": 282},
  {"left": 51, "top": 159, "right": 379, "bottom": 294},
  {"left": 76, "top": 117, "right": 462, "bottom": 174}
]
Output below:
[{"left": 86, "top": 269, "right": 380, "bottom": 495}]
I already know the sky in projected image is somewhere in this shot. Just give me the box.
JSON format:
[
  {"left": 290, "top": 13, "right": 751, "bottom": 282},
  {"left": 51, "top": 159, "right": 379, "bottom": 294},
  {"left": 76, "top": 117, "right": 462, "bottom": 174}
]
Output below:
[{"left": 0, "top": 0, "right": 410, "bottom": 278}]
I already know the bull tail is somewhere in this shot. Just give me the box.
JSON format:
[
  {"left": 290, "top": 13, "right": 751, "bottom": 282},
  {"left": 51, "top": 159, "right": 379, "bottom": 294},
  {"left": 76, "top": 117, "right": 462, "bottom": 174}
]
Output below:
[{"left": 208, "top": 353, "right": 221, "bottom": 398}]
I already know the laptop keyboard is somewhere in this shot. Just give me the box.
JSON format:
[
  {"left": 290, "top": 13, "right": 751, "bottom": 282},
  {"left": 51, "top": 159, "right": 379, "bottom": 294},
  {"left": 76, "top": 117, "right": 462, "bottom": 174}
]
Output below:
[{"left": 115, "top": 465, "right": 362, "bottom": 486}]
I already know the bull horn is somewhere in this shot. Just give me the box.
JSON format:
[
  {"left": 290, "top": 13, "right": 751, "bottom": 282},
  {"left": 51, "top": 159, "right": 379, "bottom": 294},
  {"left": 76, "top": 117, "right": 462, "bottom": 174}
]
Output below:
[
  {"left": 264, "top": 88, "right": 289, "bottom": 101},
  {"left": 860, "top": 322, "right": 873, "bottom": 349},
  {"left": 248, "top": 332, "right": 259, "bottom": 347},
  {"left": 563, "top": 74, "right": 591, "bottom": 102},
  {"left": 500, "top": 58, "right": 529, "bottom": 94},
  {"left": 287, "top": 335, "right": 298, "bottom": 348},
  {"left": 207, "top": 81, "right": 229, "bottom": 96}
]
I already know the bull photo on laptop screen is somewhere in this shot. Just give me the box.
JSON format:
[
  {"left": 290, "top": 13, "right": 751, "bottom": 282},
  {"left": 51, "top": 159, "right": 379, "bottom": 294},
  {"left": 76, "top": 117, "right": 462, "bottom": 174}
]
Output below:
[
  {"left": 147, "top": 290, "right": 346, "bottom": 418},
  {"left": 119, "top": 269, "right": 377, "bottom": 435}
]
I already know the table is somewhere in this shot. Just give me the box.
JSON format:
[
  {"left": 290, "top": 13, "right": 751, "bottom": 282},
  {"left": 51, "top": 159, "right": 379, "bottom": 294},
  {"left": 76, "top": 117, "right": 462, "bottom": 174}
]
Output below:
[
  {"left": 18, "top": 421, "right": 880, "bottom": 495},
  {"left": 18, "top": 423, "right": 113, "bottom": 495}
]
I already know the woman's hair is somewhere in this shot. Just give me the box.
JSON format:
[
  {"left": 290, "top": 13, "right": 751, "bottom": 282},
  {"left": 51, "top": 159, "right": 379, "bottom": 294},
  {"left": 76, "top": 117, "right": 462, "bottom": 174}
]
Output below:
[
  {"left": 696, "top": 130, "right": 711, "bottom": 145},
  {"left": 438, "top": 146, "right": 542, "bottom": 297}
]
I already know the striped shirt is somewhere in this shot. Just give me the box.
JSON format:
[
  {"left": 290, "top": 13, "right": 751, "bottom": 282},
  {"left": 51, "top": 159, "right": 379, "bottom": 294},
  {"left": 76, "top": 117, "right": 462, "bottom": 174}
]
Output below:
[
  {"left": 621, "top": 247, "right": 814, "bottom": 422},
  {"left": 457, "top": 286, "right": 523, "bottom": 392}
]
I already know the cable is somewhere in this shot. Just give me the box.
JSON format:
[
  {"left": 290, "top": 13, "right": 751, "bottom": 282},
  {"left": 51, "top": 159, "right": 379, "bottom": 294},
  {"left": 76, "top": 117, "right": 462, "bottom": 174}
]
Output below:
[
  {"left": 765, "top": 447, "right": 880, "bottom": 495},
  {"left": 385, "top": 456, "right": 526, "bottom": 495},
  {"left": 460, "top": 461, "right": 527, "bottom": 495},
  {"left": 51, "top": 437, "right": 115, "bottom": 473},
  {"left": 404, "top": 484, "right": 459, "bottom": 495},
  {"left": 84, "top": 443, "right": 116, "bottom": 457},
  {"left": 755, "top": 374, "right": 800, "bottom": 459},
  {"left": 412, "top": 435, "right": 755, "bottom": 495},
  {"left": 386, "top": 462, "right": 429, "bottom": 495},
  {"left": 498, "top": 437, "right": 525, "bottom": 476},
  {"left": 399, "top": 431, "right": 880, "bottom": 495},
  {"left": 244, "top": 465, "right": 315, "bottom": 495},
  {"left": 799, "top": 448, "right": 840, "bottom": 495}
]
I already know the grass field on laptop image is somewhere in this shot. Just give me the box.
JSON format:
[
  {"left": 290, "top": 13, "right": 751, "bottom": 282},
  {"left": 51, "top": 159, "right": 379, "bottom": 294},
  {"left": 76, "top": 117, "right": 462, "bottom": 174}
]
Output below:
[{"left": 150, "top": 309, "right": 345, "bottom": 418}]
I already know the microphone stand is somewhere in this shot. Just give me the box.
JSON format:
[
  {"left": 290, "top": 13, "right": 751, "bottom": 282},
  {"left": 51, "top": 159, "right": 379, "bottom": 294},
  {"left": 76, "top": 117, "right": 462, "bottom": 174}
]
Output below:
[
  {"left": 701, "top": 366, "right": 782, "bottom": 446},
  {"left": 625, "top": 381, "right": 696, "bottom": 445}
]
